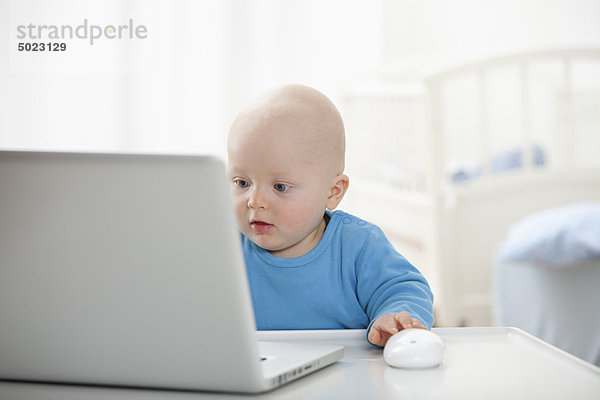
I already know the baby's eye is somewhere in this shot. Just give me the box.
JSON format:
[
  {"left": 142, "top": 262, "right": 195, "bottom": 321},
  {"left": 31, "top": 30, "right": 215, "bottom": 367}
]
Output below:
[
  {"left": 234, "top": 179, "right": 250, "bottom": 189},
  {"left": 273, "top": 183, "right": 290, "bottom": 192}
]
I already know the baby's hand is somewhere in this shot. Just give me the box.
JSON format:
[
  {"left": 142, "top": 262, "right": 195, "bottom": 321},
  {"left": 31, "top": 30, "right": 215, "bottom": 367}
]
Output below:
[{"left": 368, "top": 312, "right": 426, "bottom": 347}]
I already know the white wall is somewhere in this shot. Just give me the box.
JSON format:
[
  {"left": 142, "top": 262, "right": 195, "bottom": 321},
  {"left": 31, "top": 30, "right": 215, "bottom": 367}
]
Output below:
[
  {"left": 0, "top": 0, "right": 382, "bottom": 158},
  {"left": 380, "top": 0, "right": 600, "bottom": 67}
]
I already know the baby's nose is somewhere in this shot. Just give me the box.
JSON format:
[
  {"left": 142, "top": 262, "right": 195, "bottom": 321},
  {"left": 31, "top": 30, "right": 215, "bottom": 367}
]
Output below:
[{"left": 247, "top": 188, "right": 267, "bottom": 209}]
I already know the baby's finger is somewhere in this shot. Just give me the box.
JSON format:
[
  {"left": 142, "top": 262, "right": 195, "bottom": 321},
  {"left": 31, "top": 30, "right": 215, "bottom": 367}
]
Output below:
[
  {"left": 411, "top": 318, "right": 425, "bottom": 329},
  {"left": 393, "top": 312, "right": 414, "bottom": 329},
  {"left": 368, "top": 327, "right": 382, "bottom": 345},
  {"left": 369, "top": 325, "right": 396, "bottom": 347},
  {"left": 378, "top": 315, "right": 399, "bottom": 335},
  {"left": 379, "top": 330, "right": 395, "bottom": 347}
]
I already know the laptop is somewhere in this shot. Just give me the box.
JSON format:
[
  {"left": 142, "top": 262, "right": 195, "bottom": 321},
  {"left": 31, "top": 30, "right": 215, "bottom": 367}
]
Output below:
[{"left": 0, "top": 150, "right": 343, "bottom": 393}]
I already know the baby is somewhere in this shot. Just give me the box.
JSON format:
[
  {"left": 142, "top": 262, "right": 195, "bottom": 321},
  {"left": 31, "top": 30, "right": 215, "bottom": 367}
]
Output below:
[{"left": 227, "top": 84, "right": 434, "bottom": 347}]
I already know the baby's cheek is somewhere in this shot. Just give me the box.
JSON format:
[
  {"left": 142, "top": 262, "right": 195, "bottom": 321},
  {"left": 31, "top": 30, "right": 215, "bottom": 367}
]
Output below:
[
  {"left": 232, "top": 201, "right": 247, "bottom": 226},
  {"left": 288, "top": 207, "right": 322, "bottom": 233}
]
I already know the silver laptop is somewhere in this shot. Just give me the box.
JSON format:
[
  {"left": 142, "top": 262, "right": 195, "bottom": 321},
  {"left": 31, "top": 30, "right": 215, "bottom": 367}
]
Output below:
[{"left": 0, "top": 150, "right": 343, "bottom": 393}]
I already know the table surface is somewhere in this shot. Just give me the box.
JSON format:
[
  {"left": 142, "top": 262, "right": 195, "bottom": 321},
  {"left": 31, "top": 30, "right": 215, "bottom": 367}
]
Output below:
[{"left": 1, "top": 327, "right": 600, "bottom": 400}]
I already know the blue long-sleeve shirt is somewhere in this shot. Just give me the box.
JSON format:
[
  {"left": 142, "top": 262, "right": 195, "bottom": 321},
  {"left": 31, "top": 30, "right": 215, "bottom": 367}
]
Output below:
[{"left": 241, "top": 210, "right": 434, "bottom": 335}]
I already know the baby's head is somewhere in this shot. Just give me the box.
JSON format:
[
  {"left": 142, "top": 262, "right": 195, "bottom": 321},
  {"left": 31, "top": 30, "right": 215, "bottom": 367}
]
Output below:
[{"left": 227, "top": 84, "right": 349, "bottom": 258}]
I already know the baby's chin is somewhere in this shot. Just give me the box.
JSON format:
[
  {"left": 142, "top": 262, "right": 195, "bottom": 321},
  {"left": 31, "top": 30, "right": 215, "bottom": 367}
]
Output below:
[
  {"left": 246, "top": 231, "right": 283, "bottom": 251},
  {"left": 247, "top": 233, "right": 303, "bottom": 257}
]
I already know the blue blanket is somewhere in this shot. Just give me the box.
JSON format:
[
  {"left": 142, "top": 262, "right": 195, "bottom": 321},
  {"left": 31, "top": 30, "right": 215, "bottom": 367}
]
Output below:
[{"left": 497, "top": 202, "right": 600, "bottom": 268}]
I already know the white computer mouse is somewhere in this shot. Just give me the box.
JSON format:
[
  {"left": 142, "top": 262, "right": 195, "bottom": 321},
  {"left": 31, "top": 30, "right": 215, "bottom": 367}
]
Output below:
[{"left": 383, "top": 329, "right": 445, "bottom": 369}]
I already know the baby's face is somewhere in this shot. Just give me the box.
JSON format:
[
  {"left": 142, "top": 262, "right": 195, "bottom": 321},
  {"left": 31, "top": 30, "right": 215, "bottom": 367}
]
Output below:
[{"left": 227, "top": 112, "right": 336, "bottom": 258}]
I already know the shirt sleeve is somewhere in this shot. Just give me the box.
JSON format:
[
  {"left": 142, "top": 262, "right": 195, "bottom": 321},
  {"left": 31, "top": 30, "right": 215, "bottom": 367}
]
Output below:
[{"left": 354, "top": 225, "right": 434, "bottom": 338}]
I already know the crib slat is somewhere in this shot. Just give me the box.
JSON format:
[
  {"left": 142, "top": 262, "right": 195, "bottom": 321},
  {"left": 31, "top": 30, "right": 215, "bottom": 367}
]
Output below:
[
  {"left": 520, "top": 60, "right": 532, "bottom": 169},
  {"left": 562, "top": 57, "right": 575, "bottom": 168},
  {"left": 478, "top": 68, "right": 490, "bottom": 176}
]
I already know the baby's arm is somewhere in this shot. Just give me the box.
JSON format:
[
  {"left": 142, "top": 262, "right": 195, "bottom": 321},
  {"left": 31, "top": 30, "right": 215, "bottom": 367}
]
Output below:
[
  {"left": 355, "top": 225, "right": 434, "bottom": 347},
  {"left": 368, "top": 312, "right": 426, "bottom": 347}
]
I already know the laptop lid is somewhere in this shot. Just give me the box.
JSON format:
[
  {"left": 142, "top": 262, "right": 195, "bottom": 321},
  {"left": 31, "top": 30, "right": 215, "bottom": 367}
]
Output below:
[{"left": 0, "top": 150, "right": 272, "bottom": 392}]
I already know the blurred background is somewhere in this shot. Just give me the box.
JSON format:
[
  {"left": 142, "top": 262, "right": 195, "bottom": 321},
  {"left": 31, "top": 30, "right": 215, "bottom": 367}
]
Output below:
[
  {"left": 2, "top": 0, "right": 599, "bottom": 155},
  {"left": 2, "top": 0, "right": 600, "bottom": 365}
]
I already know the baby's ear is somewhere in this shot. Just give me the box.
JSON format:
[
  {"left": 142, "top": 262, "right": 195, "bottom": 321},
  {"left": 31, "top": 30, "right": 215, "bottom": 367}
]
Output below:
[{"left": 326, "top": 174, "right": 349, "bottom": 210}]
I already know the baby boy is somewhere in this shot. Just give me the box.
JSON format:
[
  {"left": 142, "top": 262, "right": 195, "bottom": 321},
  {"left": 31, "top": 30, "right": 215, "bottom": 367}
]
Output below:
[{"left": 227, "top": 84, "right": 434, "bottom": 347}]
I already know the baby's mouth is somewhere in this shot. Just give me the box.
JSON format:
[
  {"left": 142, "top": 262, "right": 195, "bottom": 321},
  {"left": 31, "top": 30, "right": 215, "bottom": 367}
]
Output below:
[{"left": 250, "top": 220, "right": 274, "bottom": 234}]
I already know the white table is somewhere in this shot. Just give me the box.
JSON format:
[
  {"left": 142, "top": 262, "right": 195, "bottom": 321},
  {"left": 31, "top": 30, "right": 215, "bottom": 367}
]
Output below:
[{"left": 1, "top": 328, "right": 599, "bottom": 399}]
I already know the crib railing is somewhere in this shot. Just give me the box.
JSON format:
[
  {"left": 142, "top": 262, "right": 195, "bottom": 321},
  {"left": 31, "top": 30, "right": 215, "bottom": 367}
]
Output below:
[{"left": 424, "top": 47, "right": 600, "bottom": 194}]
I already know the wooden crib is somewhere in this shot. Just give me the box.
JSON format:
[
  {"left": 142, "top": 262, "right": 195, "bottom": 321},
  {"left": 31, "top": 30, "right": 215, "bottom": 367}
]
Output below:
[{"left": 339, "top": 47, "right": 600, "bottom": 326}]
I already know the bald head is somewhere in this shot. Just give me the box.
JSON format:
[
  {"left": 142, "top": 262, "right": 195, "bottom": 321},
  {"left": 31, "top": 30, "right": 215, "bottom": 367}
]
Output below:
[{"left": 228, "top": 84, "right": 346, "bottom": 175}]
